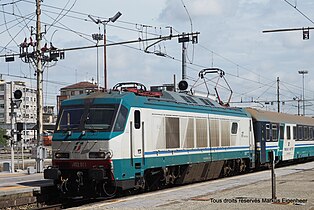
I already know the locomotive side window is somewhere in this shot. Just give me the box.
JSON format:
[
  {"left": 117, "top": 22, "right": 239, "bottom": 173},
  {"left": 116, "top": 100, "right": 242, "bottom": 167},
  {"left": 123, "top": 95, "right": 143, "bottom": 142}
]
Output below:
[
  {"left": 196, "top": 118, "right": 207, "bottom": 148},
  {"left": 134, "top": 110, "right": 141, "bottom": 129},
  {"left": 286, "top": 126, "right": 291, "bottom": 140},
  {"left": 113, "top": 106, "right": 128, "bottom": 131},
  {"left": 231, "top": 122, "right": 238, "bottom": 134},
  {"left": 182, "top": 118, "right": 194, "bottom": 148},
  {"left": 210, "top": 119, "right": 219, "bottom": 147},
  {"left": 221, "top": 120, "right": 230, "bottom": 146},
  {"left": 165, "top": 117, "right": 180, "bottom": 148}
]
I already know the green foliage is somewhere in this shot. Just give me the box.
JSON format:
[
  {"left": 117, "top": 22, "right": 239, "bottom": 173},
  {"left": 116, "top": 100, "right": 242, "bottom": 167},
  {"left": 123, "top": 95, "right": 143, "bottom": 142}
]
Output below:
[{"left": 0, "top": 128, "right": 8, "bottom": 146}]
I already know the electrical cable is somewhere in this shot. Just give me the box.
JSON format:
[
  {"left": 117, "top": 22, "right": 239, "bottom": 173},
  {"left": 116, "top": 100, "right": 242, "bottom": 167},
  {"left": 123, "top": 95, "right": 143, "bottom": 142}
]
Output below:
[
  {"left": 0, "top": 12, "right": 35, "bottom": 54},
  {"left": 0, "top": 0, "right": 23, "bottom": 7},
  {"left": 283, "top": 0, "right": 314, "bottom": 25},
  {"left": 46, "top": 0, "right": 77, "bottom": 33},
  {"left": 2, "top": 5, "right": 20, "bottom": 47}
]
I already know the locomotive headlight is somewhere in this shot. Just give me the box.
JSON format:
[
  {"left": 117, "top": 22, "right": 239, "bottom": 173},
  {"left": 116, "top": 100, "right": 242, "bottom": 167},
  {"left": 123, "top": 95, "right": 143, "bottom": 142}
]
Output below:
[
  {"left": 89, "top": 152, "right": 106, "bottom": 159},
  {"left": 55, "top": 152, "right": 69, "bottom": 158}
]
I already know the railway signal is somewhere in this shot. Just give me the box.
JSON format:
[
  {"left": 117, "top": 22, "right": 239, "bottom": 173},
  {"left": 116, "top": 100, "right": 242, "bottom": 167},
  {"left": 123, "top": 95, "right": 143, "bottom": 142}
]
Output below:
[{"left": 9, "top": 84, "right": 24, "bottom": 172}]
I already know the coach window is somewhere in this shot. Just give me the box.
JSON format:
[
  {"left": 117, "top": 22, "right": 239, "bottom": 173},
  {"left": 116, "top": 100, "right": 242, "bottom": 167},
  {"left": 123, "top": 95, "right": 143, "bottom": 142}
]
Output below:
[
  {"left": 231, "top": 122, "right": 238, "bottom": 134},
  {"left": 266, "top": 124, "right": 270, "bottom": 141},
  {"left": 286, "top": 126, "right": 291, "bottom": 140},
  {"left": 280, "top": 125, "right": 284, "bottom": 139},
  {"left": 309, "top": 127, "right": 313, "bottom": 140},
  {"left": 297, "top": 125, "right": 303, "bottom": 141},
  {"left": 272, "top": 124, "right": 278, "bottom": 141},
  {"left": 293, "top": 126, "right": 297, "bottom": 140},
  {"left": 304, "top": 126, "right": 309, "bottom": 140},
  {"left": 134, "top": 110, "right": 141, "bottom": 129}
]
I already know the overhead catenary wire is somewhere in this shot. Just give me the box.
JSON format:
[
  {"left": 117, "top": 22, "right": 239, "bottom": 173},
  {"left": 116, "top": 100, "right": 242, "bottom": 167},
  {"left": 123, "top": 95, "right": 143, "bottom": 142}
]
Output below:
[
  {"left": 0, "top": 1, "right": 312, "bottom": 113},
  {"left": 283, "top": 0, "right": 314, "bottom": 25},
  {"left": 45, "top": 0, "right": 77, "bottom": 32}
]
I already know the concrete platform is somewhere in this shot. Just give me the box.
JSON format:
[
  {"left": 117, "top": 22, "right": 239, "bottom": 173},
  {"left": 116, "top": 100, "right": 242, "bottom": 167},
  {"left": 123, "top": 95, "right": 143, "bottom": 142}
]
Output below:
[
  {"left": 0, "top": 171, "right": 53, "bottom": 196},
  {"left": 74, "top": 161, "right": 314, "bottom": 210}
]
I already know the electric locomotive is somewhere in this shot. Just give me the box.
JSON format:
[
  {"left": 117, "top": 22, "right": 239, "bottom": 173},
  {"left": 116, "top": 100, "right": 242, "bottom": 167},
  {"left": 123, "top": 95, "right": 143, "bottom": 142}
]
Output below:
[{"left": 44, "top": 82, "right": 255, "bottom": 196}]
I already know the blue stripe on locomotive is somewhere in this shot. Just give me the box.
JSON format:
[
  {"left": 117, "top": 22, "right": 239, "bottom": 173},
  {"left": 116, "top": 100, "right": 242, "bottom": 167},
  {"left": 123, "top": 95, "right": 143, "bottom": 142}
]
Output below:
[{"left": 112, "top": 147, "right": 252, "bottom": 180}]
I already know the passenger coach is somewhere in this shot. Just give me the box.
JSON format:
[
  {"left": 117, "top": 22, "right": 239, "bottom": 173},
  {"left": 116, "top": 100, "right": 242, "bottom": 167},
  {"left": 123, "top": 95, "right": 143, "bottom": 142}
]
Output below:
[{"left": 247, "top": 108, "right": 314, "bottom": 165}]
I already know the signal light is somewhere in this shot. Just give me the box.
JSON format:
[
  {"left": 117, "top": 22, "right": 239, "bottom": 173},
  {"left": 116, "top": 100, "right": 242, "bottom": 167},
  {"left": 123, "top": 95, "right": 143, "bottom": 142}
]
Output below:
[{"left": 14, "top": 90, "right": 22, "bottom": 99}]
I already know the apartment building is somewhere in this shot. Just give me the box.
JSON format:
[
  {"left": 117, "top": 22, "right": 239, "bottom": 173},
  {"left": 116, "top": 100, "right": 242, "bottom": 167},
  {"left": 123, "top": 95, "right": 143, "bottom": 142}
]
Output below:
[{"left": 56, "top": 81, "right": 99, "bottom": 112}]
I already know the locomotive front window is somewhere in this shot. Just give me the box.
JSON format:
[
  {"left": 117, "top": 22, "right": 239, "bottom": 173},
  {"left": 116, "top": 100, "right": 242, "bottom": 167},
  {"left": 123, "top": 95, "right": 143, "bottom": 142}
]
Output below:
[
  {"left": 58, "top": 108, "right": 85, "bottom": 130},
  {"left": 85, "top": 107, "right": 115, "bottom": 130}
]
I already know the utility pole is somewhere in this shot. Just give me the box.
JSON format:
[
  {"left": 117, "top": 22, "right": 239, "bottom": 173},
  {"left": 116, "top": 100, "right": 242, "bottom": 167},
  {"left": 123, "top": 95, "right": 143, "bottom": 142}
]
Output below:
[
  {"left": 10, "top": 82, "right": 15, "bottom": 173},
  {"left": 89, "top": 12, "right": 122, "bottom": 91},
  {"left": 178, "top": 33, "right": 198, "bottom": 81},
  {"left": 298, "top": 70, "right": 308, "bottom": 116},
  {"left": 36, "top": 0, "right": 44, "bottom": 173},
  {"left": 182, "top": 41, "right": 187, "bottom": 80},
  {"left": 103, "top": 24, "right": 107, "bottom": 90},
  {"left": 277, "top": 77, "right": 280, "bottom": 113}
]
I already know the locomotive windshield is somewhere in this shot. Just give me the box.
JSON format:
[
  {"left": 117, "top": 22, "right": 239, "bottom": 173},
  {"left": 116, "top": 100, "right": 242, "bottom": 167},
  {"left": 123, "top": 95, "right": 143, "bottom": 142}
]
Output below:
[
  {"left": 58, "top": 108, "right": 85, "bottom": 131},
  {"left": 85, "top": 107, "right": 115, "bottom": 130},
  {"left": 56, "top": 104, "right": 128, "bottom": 132}
]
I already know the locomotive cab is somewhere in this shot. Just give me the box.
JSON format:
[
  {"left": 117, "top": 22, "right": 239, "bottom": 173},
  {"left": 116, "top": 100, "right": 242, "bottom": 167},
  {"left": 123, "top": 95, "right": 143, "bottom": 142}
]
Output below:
[{"left": 44, "top": 97, "right": 129, "bottom": 197}]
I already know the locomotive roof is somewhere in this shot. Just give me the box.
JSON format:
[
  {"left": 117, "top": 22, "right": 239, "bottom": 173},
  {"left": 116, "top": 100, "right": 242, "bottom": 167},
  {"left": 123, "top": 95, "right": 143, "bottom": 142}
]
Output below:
[
  {"left": 246, "top": 108, "right": 314, "bottom": 125},
  {"left": 62, "top": 89, "right": 250, "bottom": 118}
]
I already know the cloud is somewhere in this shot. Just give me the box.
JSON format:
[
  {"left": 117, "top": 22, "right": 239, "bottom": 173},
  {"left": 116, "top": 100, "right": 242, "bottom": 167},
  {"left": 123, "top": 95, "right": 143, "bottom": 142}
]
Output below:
[{"left": 159, "top": 0, "right": 239, "bottom": 23}]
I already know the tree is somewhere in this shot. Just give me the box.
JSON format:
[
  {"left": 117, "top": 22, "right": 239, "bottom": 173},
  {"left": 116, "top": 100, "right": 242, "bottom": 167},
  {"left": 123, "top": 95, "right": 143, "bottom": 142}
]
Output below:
[{"left": 0, "top": 128, "right": 8, "bottom": 147}]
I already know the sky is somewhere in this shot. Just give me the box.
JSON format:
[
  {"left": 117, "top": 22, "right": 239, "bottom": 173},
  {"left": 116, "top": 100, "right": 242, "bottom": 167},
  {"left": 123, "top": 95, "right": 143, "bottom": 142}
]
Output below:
[{"left": 1, "top": 0, "right": 314, "bottom": 115}]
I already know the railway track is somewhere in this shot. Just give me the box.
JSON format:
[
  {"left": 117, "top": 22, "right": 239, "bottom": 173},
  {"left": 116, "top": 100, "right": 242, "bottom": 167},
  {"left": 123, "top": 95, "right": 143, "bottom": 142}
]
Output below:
[{"left": 2, "top": 159, "right": 313, "bottom": 209}]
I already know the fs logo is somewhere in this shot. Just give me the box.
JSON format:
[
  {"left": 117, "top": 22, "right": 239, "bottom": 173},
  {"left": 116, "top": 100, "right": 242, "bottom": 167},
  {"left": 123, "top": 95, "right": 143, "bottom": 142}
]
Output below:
[{"left": 73, "top": 142, "right": 84, "bottom": 152}]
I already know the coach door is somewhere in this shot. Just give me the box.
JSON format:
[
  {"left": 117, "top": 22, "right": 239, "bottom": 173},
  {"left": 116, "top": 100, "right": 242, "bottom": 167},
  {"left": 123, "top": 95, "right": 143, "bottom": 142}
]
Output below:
[
  {"left": 282, "top": 124, "right": 295, "bottom": 161},
  {"left": 131, "top": 109, "right": 145, "bottom": 163},
  {"left": 249, "top": 120, "right": 255, "bottom": 167}
]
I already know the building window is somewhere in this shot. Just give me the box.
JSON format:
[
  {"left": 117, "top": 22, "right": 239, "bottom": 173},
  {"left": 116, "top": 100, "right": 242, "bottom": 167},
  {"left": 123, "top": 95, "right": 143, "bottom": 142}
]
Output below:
[
  {"left": 71, "top": 91, "right": 75, "bottom": 96},
  {"left": 0, "top": 104, "right": 4, "bottom": 109}
]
